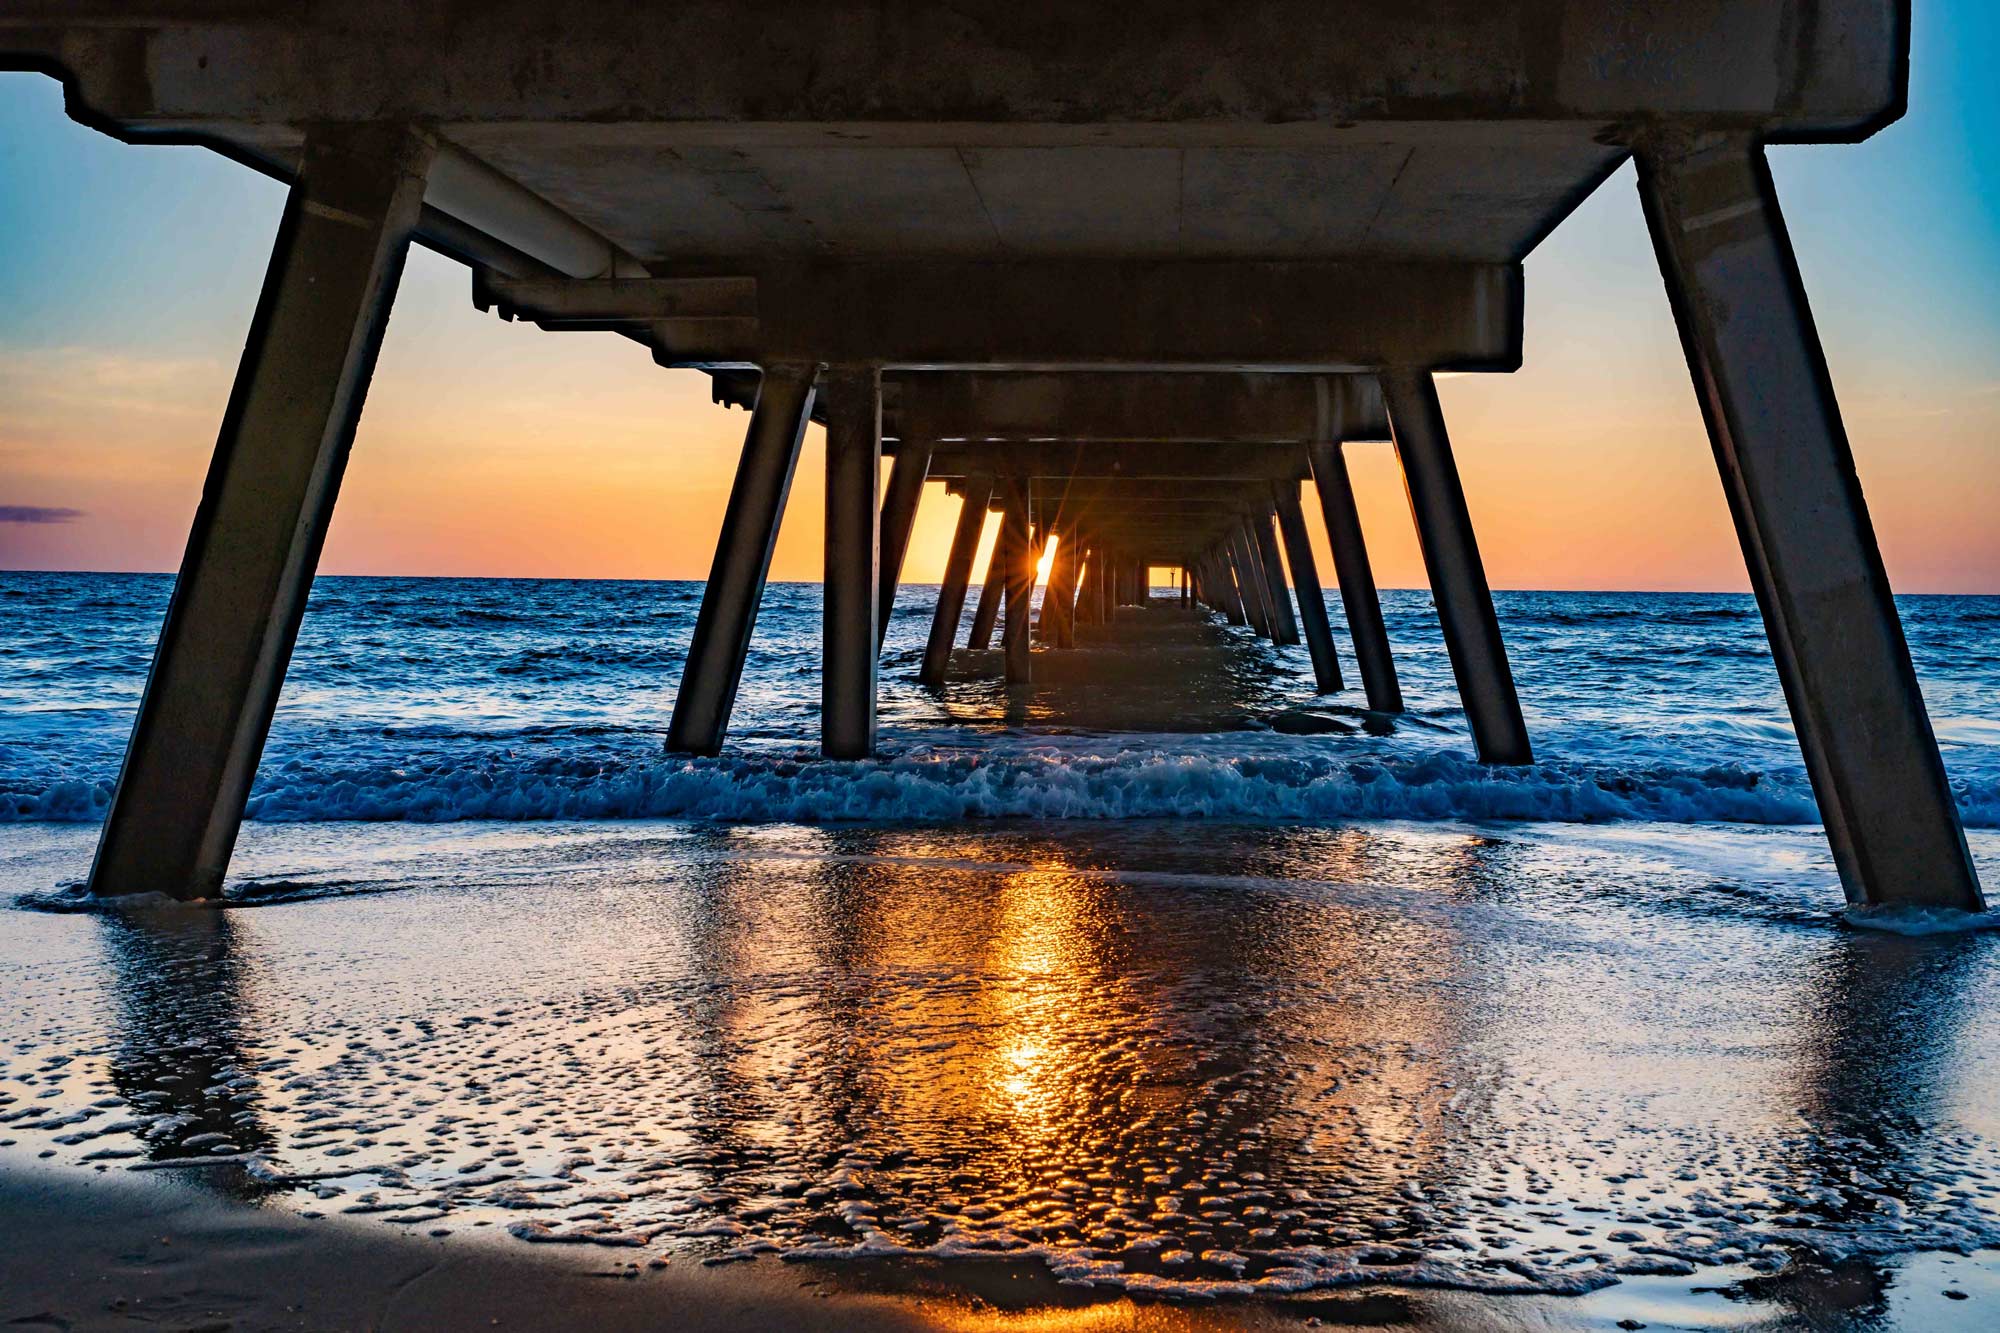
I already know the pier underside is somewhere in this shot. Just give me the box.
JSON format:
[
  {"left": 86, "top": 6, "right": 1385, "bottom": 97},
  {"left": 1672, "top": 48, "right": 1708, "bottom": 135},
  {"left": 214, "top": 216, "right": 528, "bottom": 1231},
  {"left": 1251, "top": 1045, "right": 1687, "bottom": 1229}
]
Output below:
[{"left": 5, "top": 1, "right": 1981, "bottom": 911}]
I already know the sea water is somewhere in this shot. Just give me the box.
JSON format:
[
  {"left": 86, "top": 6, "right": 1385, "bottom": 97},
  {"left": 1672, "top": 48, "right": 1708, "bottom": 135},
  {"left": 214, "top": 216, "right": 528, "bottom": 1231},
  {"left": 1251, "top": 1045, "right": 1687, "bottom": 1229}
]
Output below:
[
  {"left": 4, "top": 572, "right": 1996, "bottom": 830},
  {"left": 3, "top": 572, "right": 2000, "bottom": 1324}
]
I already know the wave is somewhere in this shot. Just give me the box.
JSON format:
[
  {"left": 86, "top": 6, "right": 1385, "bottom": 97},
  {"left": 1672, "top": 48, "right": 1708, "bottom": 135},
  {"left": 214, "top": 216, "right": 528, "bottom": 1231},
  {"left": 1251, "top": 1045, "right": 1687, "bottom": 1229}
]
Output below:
[{"left": 9, "top": 735, "right": 2000, "bottom": 829}]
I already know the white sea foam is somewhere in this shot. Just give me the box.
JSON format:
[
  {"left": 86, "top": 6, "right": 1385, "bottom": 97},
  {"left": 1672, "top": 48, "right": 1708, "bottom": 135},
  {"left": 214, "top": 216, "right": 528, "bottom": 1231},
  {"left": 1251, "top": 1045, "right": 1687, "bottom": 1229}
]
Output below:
[{"left": 207, "top": 738, "right": 1962, "bottom": 828}]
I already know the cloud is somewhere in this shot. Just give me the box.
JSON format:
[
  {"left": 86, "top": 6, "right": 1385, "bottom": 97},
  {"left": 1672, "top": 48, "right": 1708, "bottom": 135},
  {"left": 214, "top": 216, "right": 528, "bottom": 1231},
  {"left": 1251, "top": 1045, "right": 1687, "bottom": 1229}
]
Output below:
[{"left": 0, "top": 505, "right": 85, "bottom": 524}]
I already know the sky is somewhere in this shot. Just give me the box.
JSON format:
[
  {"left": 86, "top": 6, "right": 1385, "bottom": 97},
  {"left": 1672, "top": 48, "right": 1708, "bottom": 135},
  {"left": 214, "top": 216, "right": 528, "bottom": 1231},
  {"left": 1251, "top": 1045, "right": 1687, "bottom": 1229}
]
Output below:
[{"left": 2, "top": 3, "right": 1996, "bottom": 592}]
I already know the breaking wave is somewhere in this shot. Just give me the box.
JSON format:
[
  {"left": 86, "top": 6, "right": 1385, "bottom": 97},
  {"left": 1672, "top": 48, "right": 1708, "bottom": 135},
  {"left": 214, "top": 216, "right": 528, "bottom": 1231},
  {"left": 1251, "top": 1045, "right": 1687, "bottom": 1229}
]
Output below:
[{"left": 19, "top": 738, "right": 1999, "bottom": 828}]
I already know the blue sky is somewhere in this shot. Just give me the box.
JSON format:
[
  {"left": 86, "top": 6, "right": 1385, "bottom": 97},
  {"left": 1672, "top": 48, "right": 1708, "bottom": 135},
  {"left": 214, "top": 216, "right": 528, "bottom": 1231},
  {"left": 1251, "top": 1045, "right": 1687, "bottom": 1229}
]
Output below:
[{"left": 1, "top": 2, "right": 1995, "bottom": 590}]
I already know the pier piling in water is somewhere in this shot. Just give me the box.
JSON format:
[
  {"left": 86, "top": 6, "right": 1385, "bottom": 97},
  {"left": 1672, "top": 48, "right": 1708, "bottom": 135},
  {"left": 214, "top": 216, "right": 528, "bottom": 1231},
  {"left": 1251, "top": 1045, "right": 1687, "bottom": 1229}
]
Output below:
[
  {"left": 85, "top": 126, "right": 432, "bottom": 901},
  {"left": 667, "top": 365, "right": 817, "bottom": 755}
]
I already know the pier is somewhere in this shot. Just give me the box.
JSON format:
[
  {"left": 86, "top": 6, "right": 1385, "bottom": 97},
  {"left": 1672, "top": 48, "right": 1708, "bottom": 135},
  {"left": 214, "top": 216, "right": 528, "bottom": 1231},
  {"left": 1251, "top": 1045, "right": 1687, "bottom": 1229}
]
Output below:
[{"left": 3, "top": 1, "right": 1981, "bottom": 912}]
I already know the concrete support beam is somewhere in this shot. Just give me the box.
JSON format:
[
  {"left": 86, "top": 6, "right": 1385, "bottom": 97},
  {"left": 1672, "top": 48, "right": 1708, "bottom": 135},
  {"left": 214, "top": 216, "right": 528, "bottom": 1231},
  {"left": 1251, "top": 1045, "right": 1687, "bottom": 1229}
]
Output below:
[
  {"left": 922, "top": 441, "right": 1310, "bottom": 483},
  {"left": 667, "top": 364, "right": 817, "bottom": 754},
  {"left": 999, "top": 478, "right": 1034, "bottom": 683},
  {"left": 1310, "top": 441, "right": 1403, "bottom": 713},
  {"left": 1638, "top": 133, "right": 1983, "bottom": 912},
  {"left": 638, "top": 260, "right": 1521, "bottom": 372},
  {"left": 1252, "top": 508, "right": 1301, "bottom": 645},
  {"left": 821, "top": 368, "right": 880, "bottom": 759},
  {"left": 1384, "top": 369, "right": 1531, "bottom": 765},
  {"left": 876, "top": 439, "right": 934, "bottom": 650},
  {"left": 891, "top": 372, "right": 1389, "bottom": 444},
  {"left": 1274, "top": 483, "right": 1344, "bottom": 693},
  {"left": 920, "top": 475, "right": 992, "bottom": 688},
  {"left": 87, "top": 125, "right": 432, "bottom": 901}
]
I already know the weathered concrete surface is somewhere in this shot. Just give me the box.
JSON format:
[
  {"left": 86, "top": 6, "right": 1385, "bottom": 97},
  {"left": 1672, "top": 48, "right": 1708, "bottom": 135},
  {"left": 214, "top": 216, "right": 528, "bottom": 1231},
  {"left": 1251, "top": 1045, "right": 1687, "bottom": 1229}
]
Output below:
[{"left": 87, "top": 124, "right": 431, "bottom": 900}]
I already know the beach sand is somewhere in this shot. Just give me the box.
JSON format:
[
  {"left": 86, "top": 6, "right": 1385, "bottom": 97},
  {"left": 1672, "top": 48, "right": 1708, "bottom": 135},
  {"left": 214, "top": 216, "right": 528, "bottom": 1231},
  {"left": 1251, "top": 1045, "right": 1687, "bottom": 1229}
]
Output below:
[{"left": 5, "top": 817, "right": 2000, "bottom": 1329}]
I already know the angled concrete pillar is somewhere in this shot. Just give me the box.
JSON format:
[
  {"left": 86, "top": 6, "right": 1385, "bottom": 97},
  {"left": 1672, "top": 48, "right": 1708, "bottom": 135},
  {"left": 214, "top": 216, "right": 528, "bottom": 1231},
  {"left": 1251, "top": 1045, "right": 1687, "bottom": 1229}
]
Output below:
[
  {"left": 968, "top": 522, "right": 1005, "bottom": 650},
  {"left": 876, "top": 439, "right": 934, "bottom": 651},
  {"left": 667, "top": 364, "right": 817, "bottom": 755},
  {"left": 88, "top": 125, "right": 433, "bottom": 901},
  {"left": 1042, "top": 528, "right": 1079, "bottom": 648},
  {"left": 1310, "top": 440, "right": 1403, "bottom": 713},
  {"left": 1211, "top": 547, "right": 1247, "bottom": 625},
  {"left": 1384, "top": 369, "right": 1530, "bottom": 765},
  {"left": 920, "top": 475, "right": 992, "bottom": 688},
  {"left": 821, "top": 368, "right": 880, "bottom": 759},
  {"left": 1232, "top": 526, "right": 1274, "bottom": 638},
  {"left": 1253, "top": 508, "right": 1301, "bottom": 645},
  {"left": 1274, "top": 482, "right": 1344, "bottom": 693},
  {"left": 1639, "top": 133, "right": 1982, "bottom": 911},
  {"left": 1208, "top": 548, "right": 1240, "bottom": 624},
  {"left": 999, "top": 477, "right": 1034, "bottom": 683}
]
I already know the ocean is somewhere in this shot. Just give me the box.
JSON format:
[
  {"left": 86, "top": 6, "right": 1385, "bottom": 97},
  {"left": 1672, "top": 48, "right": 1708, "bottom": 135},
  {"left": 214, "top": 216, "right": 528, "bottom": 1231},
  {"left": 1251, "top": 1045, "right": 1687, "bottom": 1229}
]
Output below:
[
  {"left": 5, "top": 571, "right": 1997, "bottom": 832},
  {"left": 3, "top": 571, "right": 2000, "bottom": 1325}
]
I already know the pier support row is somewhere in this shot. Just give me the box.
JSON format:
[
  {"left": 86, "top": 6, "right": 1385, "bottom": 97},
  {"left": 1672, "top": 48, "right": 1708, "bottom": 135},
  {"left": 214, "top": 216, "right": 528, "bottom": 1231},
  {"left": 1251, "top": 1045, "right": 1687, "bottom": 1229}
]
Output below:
[
  {"left": 88, "top": 126, "right": 434, "bottom": 900},
  {"left": 1638, "top": 134, "right": 1983, "bottom": 911}
]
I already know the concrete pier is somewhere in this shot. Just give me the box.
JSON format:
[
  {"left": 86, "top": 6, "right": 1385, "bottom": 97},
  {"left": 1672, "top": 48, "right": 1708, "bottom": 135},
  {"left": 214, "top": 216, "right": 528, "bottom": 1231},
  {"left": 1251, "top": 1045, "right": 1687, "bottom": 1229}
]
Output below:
[
  {"left": 18, "top": 1, "right": 1972, "bottom": 911},
  {"left": 1638, "top": 134, "right": 1984, "bottom": 912},
  {"left": 667, "top": 365, "right": 817, "bottom": 755},
  {"left": 1273, "top": 483, "right": 1344, "bottom": 694},
  {"left": 1310, "top": 441, "right": 1404, "bottom": 713},
  {"left": 86, "top": 126, "right": 432, "bottom": 901},
  {"left": 1385, "top": 369, "right": 1531, "bottom": 766},
  {"left": 821, "top": 369, "right": 880, "bottom": 759},
  {"left": 921, "top": 476, "right": 992, "bottom": 689}
]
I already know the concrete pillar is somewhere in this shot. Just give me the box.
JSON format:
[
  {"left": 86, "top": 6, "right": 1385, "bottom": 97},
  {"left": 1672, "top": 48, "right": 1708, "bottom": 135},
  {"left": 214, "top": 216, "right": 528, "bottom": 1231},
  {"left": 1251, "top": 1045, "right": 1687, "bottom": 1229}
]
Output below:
[
  {"left": 667, "top": 364, "right": 818, "bottom": 755},
  {"left": 999, "top": 477, "right": 1034, "bottom": 683},
  {"left": 1310, "top": 440, "right": 1403, "bottom": 713},
  {"left": 1211, "top": 547, "right": 1247, "bottom": 626},
  {"left": 1274, "top": 482, "right": 1344, "bottom": 694},
  {"left": 1043, "top": 528, "right": 1080, "bottom": 648},
  {"left": 1383, "top": 369, "right": 1531, "bottom": 765},
  {"left": 87, "top": 125, "right": 432, "bottom": 901},
  {"left": 876, "top": 440, "right": 934, "bottom": 651},
  {"left": 920, "top": 475, "right": 993, "bottom": 688},
  {"left": 967, "top": 515, "right": 1005, "bottom": 650},
  {"left": 821, "top": 368, "right": 880, "bottom": 759},
  {"left": 1232, "top": 526, "right": 1274, "bottom": 638},
  {"left": 1638, "top": 133, "right": 1982, "bottom": 911},
  {"left": 1253, "top": 508, "right": 1301, "bottom": 645}
]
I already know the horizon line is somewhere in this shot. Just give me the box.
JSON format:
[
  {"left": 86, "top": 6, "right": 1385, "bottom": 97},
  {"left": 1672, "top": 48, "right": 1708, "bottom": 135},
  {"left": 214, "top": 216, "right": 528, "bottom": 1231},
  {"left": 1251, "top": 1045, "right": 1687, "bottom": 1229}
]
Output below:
[{"left": 3, "top": 567, "right": 1997, "bottom": 598}]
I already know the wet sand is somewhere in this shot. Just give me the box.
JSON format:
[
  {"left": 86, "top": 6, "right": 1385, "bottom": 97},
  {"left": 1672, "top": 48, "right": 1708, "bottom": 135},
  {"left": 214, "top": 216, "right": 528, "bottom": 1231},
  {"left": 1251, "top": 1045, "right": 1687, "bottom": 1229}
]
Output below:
[{"left": 4, "top": 816, "right": 2000, "bottom": 1329}]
